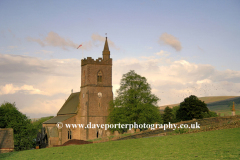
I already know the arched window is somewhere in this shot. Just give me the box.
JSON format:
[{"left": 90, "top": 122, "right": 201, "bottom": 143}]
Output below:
[
  {"left": 97, "top": 71, "right": 102, "bottom": 82},
  {"left": 68, "top": 130, "right": 72, "bottom": 140}
]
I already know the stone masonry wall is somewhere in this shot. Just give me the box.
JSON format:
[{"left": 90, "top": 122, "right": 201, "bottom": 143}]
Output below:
[{"left": 0, "top": 128, "right": 14, "bottom": 153}]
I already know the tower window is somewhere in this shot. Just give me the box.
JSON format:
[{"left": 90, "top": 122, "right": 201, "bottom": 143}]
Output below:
[
  {"left": 68, "top": 130, "right": 72, "bottom": 140},
  {"left": 97, "top": 71, "right": 102, "bottom": 82}
]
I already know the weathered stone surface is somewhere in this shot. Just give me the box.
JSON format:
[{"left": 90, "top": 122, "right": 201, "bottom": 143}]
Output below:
[
  {"left": 127, "top": 129, "right": 135, "bottom": 134},
  {"left": 106, "top": 131, "right": 111, "bottom": 137},
  {"left": 42, "top": 38, "right": 113, "bottom": 147},
  {"left": 114, "top": 115, "right": 240, "bottom": 141},
  {"left": 114, "top": 131, "right": 119, "bottom": 136},
  {"left": 0, "top": 128, "right": 14, "bottom": 153}
]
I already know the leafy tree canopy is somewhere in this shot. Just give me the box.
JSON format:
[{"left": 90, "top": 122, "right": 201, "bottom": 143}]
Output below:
[
  {"left": 32, "top": 116, "right": 54, "bottom": 132},
  {"left": 0, "top": 102, "right": 37, "bottom": 151},
  {"left": 202, "top": 111, "right": 218, "bottom": 118},
  {"left": 163, "top": 106, "right": 174, "bottom": 124},
  {"left": 176, "top": 95, "right": 209, "bottom": 121},
  {"left": 171, "top": 106, "right": 180, "bottom": 123},
  {"left": 108, "top": 70, "right": 162, "bottom": 133}
]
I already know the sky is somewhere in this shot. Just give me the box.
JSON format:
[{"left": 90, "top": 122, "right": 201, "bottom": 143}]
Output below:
[{"left": 0, "top": 0, "right": 240, "bottom": 118}]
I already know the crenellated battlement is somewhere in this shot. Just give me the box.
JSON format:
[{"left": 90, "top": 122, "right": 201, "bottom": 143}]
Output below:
[{"left": 81, "top": 57, "right": 112, "bottom": 66}]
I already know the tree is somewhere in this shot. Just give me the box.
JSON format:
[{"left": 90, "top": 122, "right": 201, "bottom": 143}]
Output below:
[
  {"left": 202, "top": 111, "right": 218, "bottom": 118},
  {"left": 163, "top": 106, "right": 174, "bottom": 123},
  {"left": 171, "top": 106, "right": 180, "bottom": 123},
  {"left": 108, "top": 70, "right": 162, "bottom": 133},
  {"left": 176, "top": 95, "right": 209, "bottom": 121},
  {"left": 0, "top": 102, "right": 37, "bottom": 150},
  {"left": 32, "top": 116, "right": 54, "bottom": 132}
]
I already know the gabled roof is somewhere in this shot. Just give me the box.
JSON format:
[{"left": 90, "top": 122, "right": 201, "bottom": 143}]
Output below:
[
  {"left": 57, "top": 92, "right": 80, "bottom": 115},
  {"left": 43, "top": 115, "right": 75, "bottom": 124}
]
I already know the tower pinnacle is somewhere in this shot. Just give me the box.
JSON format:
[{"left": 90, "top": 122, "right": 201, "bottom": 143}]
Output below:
[
  {"left": 104, "top": 37, "right": 109, "bottom": 51},
  {"left": 102, "top": 37, "right": 110, "bottom": 60}
]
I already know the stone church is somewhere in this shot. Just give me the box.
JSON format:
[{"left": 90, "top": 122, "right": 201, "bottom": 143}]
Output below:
[{"left": 43, "top": 37, "right": 113, "bottom": 147}]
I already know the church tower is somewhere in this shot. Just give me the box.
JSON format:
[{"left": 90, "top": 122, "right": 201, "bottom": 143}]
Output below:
[
  {"left": 42, "top": 37, "right": 113, "bottom": 146},
  {"left": 79, "top": 37, "right": 113, "bottom": 140}
]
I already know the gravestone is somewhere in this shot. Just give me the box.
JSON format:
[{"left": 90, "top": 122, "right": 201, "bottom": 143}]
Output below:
[
  {"left": 106, "top": 131, "right": 111, "bottom": 137},
  {"left": 114, "top": 131, "right": 119, "bottom": 136},
  {"left": 127, "top": 129, "right": 135, "bottom": 134},
  {"left": 0, "top": 128, "right": 14, "bottom": 153}
]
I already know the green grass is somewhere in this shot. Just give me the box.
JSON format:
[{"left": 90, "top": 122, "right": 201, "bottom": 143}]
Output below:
[
  {"left": 199, "top": 96, "right": 238, "bottom": 104},
  {"left": 159, "top": 96, "right": 240, "bottom": 110},
  {"left": 1, "top": 128, "right": 240, "bottom": 159},
  {"left": 215, "top": 110, "right": 240, "bottom": 116},
  {"left": 206, "top": 103, "right": 240, "bottom": 116},
  {"left": 207, "top": 96, "right": 240, "bottom": 106}
]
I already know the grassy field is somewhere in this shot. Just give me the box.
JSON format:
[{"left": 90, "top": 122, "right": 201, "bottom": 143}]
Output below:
[
  {"left": 159, "top": 96, "right": 239, "bottom": 110},
  {"left": 1, "top": 128, "right": 240, "bottom": 160},
  {"left": 206, "top": 97, "right": 240, "bottom": 116},
  {"left": 207, "top": 103, "right": 240, "bottom": 116},
  {"left": 214, "top": 109, "right": 240, "bottom": 116},
  {"left": 159, "top": 96, "right": 240, "bottom": 115},
  {"left": 199, "top": 96, "right": 238, "bottom": 104}
]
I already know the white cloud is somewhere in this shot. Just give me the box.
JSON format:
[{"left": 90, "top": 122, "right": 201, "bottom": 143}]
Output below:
[
  {"left": 36, "top": 50, "right": 54, "bottom": 55},
  {"left": 0, "top": 84, "right": 47, "bottom": 95},
  {"left": 145, "top": 46, "right": 153, "bottom": 49},
  {"left": 20, "top": 99, "right": 64, "bottom": 115},
  {"left": 91, "top": 34, "right": 119, "bottom": 50},
  {"left": 113, "top": 56, "right": 240, "bottom": 105},
  {"left": 197, "top": 79, "right": 212, "bottom": 84},
  {"left": 8, "top": 46, "right": 18, "bottom": 49},
  {"left": 0, "top": 53, "right": 81, "bottom": 95},
  {"left": 155, "top": 50, "right": 171, "bottom": 56},
  {"left": 159, "top": 33, "right": 182, "bottom": 51},
  {"left": 0, "top": 84, "right": 16, "bottom": 95},
  {"left": 0, "top": 53, "right": 240, "bottom": 118},
  {"left": 27, "top": 32, "right": 78, "bottom": 50},
  {"left": 27, "top": 32, "right": 119, "bottom": 50}
]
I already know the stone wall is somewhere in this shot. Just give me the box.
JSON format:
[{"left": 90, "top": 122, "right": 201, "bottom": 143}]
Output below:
[
  {"left": 115, "top": 115, "right": 240, "bottom": 141},
  {"left": 175, "top": 115, "right": 240, "bottom": 127},
  {"left": 0, "top": 128, "right": 14, "bottom": 153}
]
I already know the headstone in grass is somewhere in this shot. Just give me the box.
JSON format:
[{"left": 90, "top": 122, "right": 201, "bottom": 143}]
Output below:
[
  {"left": 106, "top": 131, "right": 111, "bottom": 137},
  {"left": 127, "top": 129, "right": 135, "bottom": 134},
  {"left": 114, "top": 131, "right": 119, "bottom": 136},
  {"left": 0, "top": 128, "right": 14, "bottom": 153}
]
